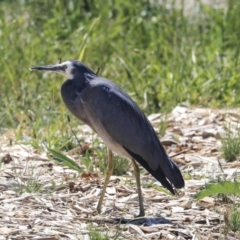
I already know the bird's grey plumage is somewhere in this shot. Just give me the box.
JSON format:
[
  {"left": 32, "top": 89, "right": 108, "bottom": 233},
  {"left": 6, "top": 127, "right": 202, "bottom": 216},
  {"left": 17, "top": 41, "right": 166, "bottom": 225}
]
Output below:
[
  {"left": 30, "top": 60, "right": 184, "bottom": 216},
  {"left": 59, "top": 61, "right": 184, "bottom": 193}
]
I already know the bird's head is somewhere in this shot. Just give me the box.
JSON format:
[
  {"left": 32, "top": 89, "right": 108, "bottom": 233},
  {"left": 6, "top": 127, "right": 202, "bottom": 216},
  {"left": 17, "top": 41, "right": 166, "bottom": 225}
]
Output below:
[{"left": 30, "top": 60, "right": 96, "bottom": 79}]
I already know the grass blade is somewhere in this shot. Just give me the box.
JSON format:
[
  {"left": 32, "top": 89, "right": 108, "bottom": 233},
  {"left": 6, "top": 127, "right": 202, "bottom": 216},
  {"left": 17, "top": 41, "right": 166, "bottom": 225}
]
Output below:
[
  {"left": 48, "top": 148, "right": 83, "bottom": 173},
  {"left": 197, "top": 181, "right": 240, "bottom": 200}
]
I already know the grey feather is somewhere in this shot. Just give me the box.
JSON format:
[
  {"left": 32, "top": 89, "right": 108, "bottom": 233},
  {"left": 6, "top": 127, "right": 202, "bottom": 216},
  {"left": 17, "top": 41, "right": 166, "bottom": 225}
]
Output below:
[{"left": 61, "top": 76, "right": 184, "bottom": 191}]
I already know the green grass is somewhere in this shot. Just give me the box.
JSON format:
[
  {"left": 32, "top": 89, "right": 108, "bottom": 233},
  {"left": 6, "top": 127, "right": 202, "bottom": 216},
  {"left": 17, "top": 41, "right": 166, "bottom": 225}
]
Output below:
[
  {"left": 197, "top": 181, "right": 240, "bottom": 200},
  {"left": 13, "top": 161, "right": 43, "bottom": 195},
  {"left": 0, "top": 1, "right": 240, "bottom": 150},
  {"left": 1, "top": 3, "right": 240, "bottom": 237},
  {"left": 88, "top": 227, "right": 109, "bottom": 240},
  {"left": 95, "top": 149, "right": 130, "bottom": 176},
  {"left": 221, "top": 124, "right": 240, "bottom": 162},
  {"left": 159, "top": 117, "right": 168, "bottom": 137},
  {"left": 197, "top": 176, "right": 240, "bottom": 234},
  {"left": 88, "top": 223, "right": 124, "bottom": 240},
  {"left": 231, "top": 208, "right": 240, "bottom": 232},
  {"left": 48, "top": 147, "right": 84, "bottom": 172}
]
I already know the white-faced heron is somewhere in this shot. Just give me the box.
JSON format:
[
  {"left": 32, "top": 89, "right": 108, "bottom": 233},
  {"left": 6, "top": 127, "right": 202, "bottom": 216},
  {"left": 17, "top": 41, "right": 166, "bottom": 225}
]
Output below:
[{"left": 30, "top": 60, "right": 184, "bottom": 217}]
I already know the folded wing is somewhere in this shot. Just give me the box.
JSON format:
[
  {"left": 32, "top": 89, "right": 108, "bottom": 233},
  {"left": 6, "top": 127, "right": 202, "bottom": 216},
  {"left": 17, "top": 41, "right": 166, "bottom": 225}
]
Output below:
[{"left": 84, "top": 78, "right": 184, "bottom": 193}]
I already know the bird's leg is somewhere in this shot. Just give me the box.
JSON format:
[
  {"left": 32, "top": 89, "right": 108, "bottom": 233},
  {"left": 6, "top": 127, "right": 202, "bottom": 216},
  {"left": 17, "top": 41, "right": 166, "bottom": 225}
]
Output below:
[
  {"left": 97, "top": 149, "right": 114, "bottom": 213},
  {"left": 131, "top": 159, "right": 145, "bottom": 217}
]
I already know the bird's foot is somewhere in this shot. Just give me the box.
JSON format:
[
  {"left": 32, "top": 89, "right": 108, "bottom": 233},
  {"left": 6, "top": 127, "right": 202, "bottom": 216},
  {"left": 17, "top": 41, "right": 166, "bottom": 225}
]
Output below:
[{"left": 135, "top": 210, "right": 145, "bottom": 218}]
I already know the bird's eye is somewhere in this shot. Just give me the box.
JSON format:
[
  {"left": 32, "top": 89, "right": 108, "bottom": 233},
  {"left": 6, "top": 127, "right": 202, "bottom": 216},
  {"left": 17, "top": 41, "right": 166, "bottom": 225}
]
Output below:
[{"left": 62, "top": 65, "right": 68, "bottom": 70}]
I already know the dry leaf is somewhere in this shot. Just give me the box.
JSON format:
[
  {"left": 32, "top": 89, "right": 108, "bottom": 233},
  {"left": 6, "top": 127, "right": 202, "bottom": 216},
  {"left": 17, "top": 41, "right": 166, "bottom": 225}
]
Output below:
[
  {"left": 180, "top": 199, "right": 192, "bottom": 209},
  {"left": 200, "top": 197, "right": 215, "bottom": 205}
]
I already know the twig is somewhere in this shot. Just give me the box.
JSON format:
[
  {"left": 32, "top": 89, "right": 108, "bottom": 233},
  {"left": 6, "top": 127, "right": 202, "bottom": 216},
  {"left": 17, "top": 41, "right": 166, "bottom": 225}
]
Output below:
[
  {"left": 74, "top": 216, "right": 116, "bottom": 224},
  {"left": 67, "top": 115, "right": 83, "bottom": 151},
  {"left": 95, "top": 67, "right": 101, "bottom": 75},
  {"left": 170, "top": 149, "right": 189, "bottom": 158}
]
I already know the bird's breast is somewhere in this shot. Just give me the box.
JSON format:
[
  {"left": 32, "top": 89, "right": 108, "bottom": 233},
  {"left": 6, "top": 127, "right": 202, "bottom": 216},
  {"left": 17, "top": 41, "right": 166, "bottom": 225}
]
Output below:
[
  {"left": 61, "top": 80, "right": 88, "bottom": 123},
  {"left": 89, "top": 117, "right": 132, "bottom": 160}
]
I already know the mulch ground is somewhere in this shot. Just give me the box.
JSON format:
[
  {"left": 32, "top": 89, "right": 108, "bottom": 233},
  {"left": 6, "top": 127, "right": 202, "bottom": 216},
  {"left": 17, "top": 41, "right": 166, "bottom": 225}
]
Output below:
[{"left": 1, "top": 107, "right": 240, "bottom": 239}]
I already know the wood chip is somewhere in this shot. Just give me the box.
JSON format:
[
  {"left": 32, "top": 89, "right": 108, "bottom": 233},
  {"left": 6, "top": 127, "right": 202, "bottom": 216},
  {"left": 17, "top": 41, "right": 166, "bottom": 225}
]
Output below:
[{"left": 1, "top": 106, "right": 238, "bottom": 239}]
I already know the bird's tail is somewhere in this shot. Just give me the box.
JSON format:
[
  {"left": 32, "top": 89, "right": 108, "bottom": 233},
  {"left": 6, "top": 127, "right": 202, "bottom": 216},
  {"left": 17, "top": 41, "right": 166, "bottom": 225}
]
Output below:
[
  {"left": 147, "top": 156, "right": 184, "bottom": 194},
  {"left": 166, "top": 156, "right": 185, "bottom": 189},
  {"left": 123, "top": 146, "right": 184, "bottom": 194}
]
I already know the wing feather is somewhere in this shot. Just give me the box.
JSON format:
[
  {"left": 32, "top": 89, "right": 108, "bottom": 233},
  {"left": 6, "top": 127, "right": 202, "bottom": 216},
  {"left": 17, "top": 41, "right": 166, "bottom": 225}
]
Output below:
[{"left": 83, "top": 78, "right": 184, "bottom": 190}]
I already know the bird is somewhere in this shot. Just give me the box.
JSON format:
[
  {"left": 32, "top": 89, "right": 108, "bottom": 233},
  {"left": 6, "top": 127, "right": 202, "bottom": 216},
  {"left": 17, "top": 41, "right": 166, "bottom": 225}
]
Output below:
[{"left": 30, "top": 60, "right": 184, "bottom": 217}]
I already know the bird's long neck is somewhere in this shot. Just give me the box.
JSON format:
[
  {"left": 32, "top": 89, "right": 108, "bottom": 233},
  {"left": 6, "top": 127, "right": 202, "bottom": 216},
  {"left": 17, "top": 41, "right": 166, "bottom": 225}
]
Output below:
[
  {"left": 84, "top": 72, "right": 97, "bottom": 81},
  {"left": 81, "top": 64, "right": 98, "bottom": 81},
  {"left": 72, "top": 71, "right": 96, "bottom": 92}
]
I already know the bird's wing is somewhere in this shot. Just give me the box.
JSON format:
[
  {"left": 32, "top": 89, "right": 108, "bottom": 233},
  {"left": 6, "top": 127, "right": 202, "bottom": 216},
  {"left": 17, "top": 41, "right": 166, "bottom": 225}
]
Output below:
[{"left": 83, "top": 78, "right": 184, "bottom": 189}]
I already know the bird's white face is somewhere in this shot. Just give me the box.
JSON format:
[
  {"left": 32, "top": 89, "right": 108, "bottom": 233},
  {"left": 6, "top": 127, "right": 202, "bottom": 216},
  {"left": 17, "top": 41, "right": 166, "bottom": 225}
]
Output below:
[
  {"left": 30, "top": 60, "right": 76, "bottom": 79},
  {"left": 57, "top": 61, "right": 75, "bottom": 79}
]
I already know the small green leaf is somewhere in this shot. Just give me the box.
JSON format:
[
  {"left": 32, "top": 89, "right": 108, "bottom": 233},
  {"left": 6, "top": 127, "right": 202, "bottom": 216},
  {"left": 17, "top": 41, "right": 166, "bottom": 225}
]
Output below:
[
  {"left": 197, "top": 181, "right": 240, "bottom": 200},
  {"left": 48, "top": 148, "right": 83, "bottom": 173},
  {"left": 81, "top": 150, "right": 92, "bottom": 171}
]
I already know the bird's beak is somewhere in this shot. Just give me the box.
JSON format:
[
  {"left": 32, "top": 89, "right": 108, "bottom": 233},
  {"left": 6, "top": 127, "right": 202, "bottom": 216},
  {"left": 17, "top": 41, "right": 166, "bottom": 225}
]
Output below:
[{"left": 30, "top": 64, "right": 64, "bottom": 72}]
